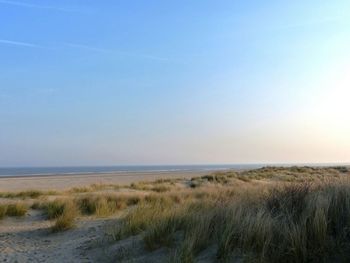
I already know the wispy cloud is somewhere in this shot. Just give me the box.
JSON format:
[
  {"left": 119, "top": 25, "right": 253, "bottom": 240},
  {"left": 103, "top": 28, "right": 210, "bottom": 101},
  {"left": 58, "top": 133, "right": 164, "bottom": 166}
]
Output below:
[
  {"left": 64, "top": 42, "right": 171, "bottom": 62},
  {"left": 0, "top": 39, "right": 45, "bottom": 48},
  {"left": 0, "top": 0, "right": 77, "bottom": 12},
  {"left": 64, "top": 43, "right": 112, "bottom": 54},
  {"left": 0, "top": 39, "right": 173, "bottom": 62}
]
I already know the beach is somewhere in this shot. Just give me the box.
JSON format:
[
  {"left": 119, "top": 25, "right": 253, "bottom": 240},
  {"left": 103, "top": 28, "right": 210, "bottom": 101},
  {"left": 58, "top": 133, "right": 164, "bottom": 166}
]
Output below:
[
  {"left": 0, "top": 171, "right": 208, "bottom": 191},
  {"left": 1, "top": 167, "right": 350, "bottom": 262}
]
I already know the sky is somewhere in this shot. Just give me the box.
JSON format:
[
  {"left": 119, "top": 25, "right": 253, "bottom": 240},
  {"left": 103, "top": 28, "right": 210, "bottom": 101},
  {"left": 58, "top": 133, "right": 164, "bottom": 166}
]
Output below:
[{"left": 0, "top": 0, "right": 350, "bottom": 167}]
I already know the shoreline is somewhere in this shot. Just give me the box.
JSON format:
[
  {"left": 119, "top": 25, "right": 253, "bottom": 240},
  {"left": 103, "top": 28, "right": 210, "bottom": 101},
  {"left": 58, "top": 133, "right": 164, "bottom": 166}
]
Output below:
[
  {"left": 0, "top": 170, "right": 211, "bottom": 179},
  {"left": 0, "top": 170, "right": 210, "bottom": 191}
]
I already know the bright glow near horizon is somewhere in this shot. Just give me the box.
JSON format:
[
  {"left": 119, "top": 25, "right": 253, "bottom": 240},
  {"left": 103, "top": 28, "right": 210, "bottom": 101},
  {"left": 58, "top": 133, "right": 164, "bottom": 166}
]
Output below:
[{"left": 0, "top": 0, "right": 349, "bottom": 166}]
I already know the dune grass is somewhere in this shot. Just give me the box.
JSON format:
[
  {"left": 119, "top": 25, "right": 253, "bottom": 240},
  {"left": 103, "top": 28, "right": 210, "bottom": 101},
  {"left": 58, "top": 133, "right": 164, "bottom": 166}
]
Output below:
[
  {"left": 44, "top": 194, "right": 144, "bottom": 231},
  {"left": 5, "top": 203, "right": 28, "bottom": 217},
  {"left": 0, "top": 203, "right": 28, "bottom": 219},
  {"left": 51, "top": 201, "right": 78, "bottom": 232},
  {"left": 77, "top": 195, "right": 121, "bottom": 217},
  {"left": 76, "top": 194, "right": 142, "bottom": 217},
  {"left": 0, "top": 190, "right": 58, "bottom": 199},
  {"left": 111, "top": 171, "right": 350, "bottom": 262},
  {"left": 31, "top": 193, "right": 144, "bottom": 221},
  {"left": 113, "top": 196, "right": 181, "bottom": 241},
  {"left": 129, "top": 182, "right": 172, "bottom": 193},
  {"left": 68, "top": 183, "right": 121, "bottom": 194},
  {"left": 45, "top": 199, "right": 68, "bottom": 219},
  {"left": 2, "top": 165, "right": 350, "bottom": 261},
  {"left": 0, "top": 205, "right": 7, "bottom": 219}
]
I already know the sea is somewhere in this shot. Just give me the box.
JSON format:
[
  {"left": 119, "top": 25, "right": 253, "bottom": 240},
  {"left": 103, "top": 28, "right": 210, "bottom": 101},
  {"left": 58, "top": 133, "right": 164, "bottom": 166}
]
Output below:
[
  {"left": 0, "top": 164, "right": 264, "bottom": 178},
  {"left": 0, "top": 163, "right": 347, "bottom": 178}
]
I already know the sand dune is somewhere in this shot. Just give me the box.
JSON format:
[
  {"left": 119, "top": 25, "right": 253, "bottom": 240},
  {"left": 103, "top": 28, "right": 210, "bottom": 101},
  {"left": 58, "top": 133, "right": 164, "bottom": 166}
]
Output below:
[{"left": 2, "top": 167, "right": 350, "bottom": 262}]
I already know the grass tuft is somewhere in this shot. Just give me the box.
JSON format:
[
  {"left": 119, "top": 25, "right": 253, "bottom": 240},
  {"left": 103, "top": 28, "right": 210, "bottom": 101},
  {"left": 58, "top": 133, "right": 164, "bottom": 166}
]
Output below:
[
  {"left": 0, "top": 205, "right": 7, "bottom": 219},
  {"left": 5, "top": 203, "right": 27, "bottom": 217},
  {"left": 44, "top": 200, "right": 67, "bottom": 219},
  {"left": 0, "top": 190, "right": 58, "bottom": 199},
  {"left": 51, "top": 201, "right": 77, "bottom": 232}
]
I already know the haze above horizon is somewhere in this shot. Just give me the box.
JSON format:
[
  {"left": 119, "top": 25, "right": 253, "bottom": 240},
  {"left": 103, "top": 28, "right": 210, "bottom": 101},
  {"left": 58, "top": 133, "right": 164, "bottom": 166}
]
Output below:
[{"left": 1, "top": 0, "right": 349, "bottom": 166}]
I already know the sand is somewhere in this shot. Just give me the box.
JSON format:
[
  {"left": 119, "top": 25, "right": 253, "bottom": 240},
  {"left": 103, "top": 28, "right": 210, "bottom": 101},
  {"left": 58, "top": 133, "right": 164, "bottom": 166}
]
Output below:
[
  {"left": 0, "top": 209, "right": 207, "bottom": 262},
  {"left": 0, "top": 209, "right": 120, "bottom": 262},
  {"left": 0, "top": 171, "right": 208, "bottom": 191},
  {"left": 0, "top": 171, "right": 212, "bottom": 262}
]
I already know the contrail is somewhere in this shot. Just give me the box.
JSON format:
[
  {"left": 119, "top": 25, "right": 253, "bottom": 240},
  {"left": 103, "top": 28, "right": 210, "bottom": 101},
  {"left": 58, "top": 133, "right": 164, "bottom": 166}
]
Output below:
[
  {"left": 0, "top": 0, "right": 76, "bottom": 12},
  {"left": 64, "top": 42, "right": 171, "bottom": 62},
  {"left": 0, "top": 39, "right": 44, "bottom": 48},
  {"left": 64, "top": 43, "right": 113, "bottom": 54}
]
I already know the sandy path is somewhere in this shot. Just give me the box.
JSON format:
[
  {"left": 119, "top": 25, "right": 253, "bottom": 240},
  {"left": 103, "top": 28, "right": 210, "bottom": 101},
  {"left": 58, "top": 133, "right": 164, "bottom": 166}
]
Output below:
[
  {"left": 0, "top": 171, "right": 208, "bottom": 191},
  {"left": 0, "top": 210, "right": 111, "bottom": 263},
  {"left": 0, "top": 211, "right": 182, "bottom": 263}
]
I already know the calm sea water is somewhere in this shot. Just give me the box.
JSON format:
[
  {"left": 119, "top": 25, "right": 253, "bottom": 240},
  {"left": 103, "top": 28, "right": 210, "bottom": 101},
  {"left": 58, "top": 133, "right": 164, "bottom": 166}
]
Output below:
[{"left": 0, "top": 164, "right": 263, "bottom": 177}]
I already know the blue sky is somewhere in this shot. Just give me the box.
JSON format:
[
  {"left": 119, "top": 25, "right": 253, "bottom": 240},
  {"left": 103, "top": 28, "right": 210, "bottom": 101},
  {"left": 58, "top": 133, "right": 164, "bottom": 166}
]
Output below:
[{"left": 1, "top": 0, "right": 349, "bottom": 166}]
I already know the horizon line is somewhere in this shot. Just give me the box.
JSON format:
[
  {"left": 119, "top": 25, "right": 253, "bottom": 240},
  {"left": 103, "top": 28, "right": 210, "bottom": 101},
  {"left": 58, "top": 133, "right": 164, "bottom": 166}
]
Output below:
[{"left": 0, "top": 162, "right": 349, "bottom": 169}]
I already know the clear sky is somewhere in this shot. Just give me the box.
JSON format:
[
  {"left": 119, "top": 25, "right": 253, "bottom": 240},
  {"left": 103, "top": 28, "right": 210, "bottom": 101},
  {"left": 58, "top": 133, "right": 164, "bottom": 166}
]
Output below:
[{"left": 0, "top": 0, "right": 349, "bottom": 166}]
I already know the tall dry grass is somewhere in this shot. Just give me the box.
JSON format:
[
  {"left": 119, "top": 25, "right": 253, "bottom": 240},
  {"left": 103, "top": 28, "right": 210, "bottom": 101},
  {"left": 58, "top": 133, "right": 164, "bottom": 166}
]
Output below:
[
  {"left": 0, "top": 203, "right": 28, "bottom": 219},
  {"left": 5, "top": 203, "right": 28, "bottom": 217},
  {"left": 0, "top": 205, "right": 7, "bottom": 219},
  {"left": 51, "top": 201, "right": 78, "bottom": 232},
  {"left": 112, "top": 177, "right": 350, "bottom": 262},
  {"left": 1, "top": 165, "right": 349, "bottom": 260}
]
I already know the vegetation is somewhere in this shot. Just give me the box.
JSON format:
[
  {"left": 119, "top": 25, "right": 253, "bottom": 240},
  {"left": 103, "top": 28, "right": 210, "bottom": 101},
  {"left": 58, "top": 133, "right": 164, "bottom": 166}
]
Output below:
[
  {"left": 2, "top": 166, "right": 350, "bottom": 261},
  {"left": 0, "top": 203, "right": 28, "bottom": 219},
  {"left": 51, "top": 201, "right": 77, "bottom": 232},
  {"left": 76, "top": 194, "right": 128, "bottom": 217},
  {"left": 5, "top": 203, "right": 28, "bottom": 217},
  {"left": 30, "top": 194, "right": 143, "bottom": 220},
  {"left": 0, "top": 205, "right": 7, "bottom": 219},
  {"left": 44, "top": 199, "right": 68, "bottom": 219},
  {"left": 0, "top": 190, "right": 58, "bottom": 199},
  {"left": 110, "top": 166, "right": 350, "bottom": 262}
]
